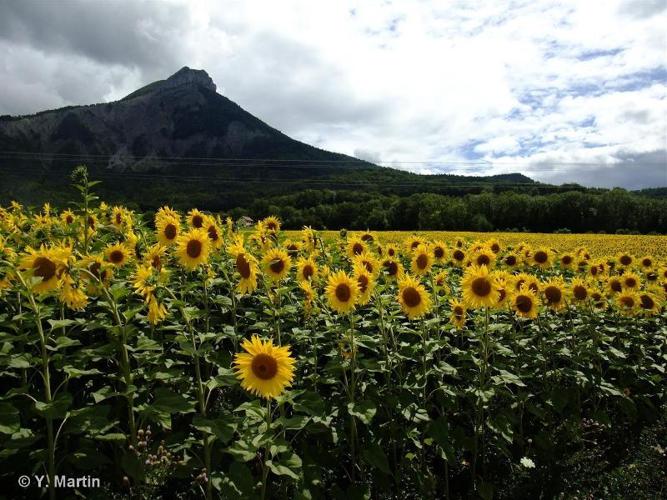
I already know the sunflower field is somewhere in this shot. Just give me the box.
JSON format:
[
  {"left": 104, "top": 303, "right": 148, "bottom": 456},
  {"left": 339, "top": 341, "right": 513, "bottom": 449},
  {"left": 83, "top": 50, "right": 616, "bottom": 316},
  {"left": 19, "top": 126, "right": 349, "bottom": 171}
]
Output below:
[{"left": 1, "top": 172, "right": 666, "bottom": 499}]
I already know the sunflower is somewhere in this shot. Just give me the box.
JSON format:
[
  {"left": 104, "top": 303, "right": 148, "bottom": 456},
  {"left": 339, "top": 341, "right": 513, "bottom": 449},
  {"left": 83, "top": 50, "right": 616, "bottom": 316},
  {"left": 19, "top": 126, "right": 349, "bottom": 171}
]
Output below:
[
  {"left": 449, "top": 299, "right": 467, "bottom": 329},
  {"left": 559, "top": 253, "right": 575, "bottom": 269},
  {"left": 397, "top": 275, "right": 432, "bottom": 320},
  {"left": 19, "top": 245, "right": 70, "bottom": 293},
  {"left": 450, "top": 248, "right": 466, "bottom": 267},
  {"left": 234, "top": 335, "right": 295, "bottom": 399},
  {"left": 502, "top": 252, "right": 520, "bottom": 268},
  {"left": 59, "top": 274, "right": 88, "bottom": 311},
  {"left": 570, "top": 278, "right": 590, "bottom": 304},
  {"left": 78, "top": 254, "right": 113, "bottom": 292},
  {"left": 637, "top": 290, "right": 660, "bottom": 316},
  {"left": 175, "top": 228, "right": 210, "bottom": 270},
  {"left": 541, "top": 278, "right": 566, "bottom": 311},
  {"left": 530, "top": 247, "right": 552, "bottom": 269},
  {"left": 590, "top": 288, "right": 607, "bottom": 311},
  {"left": 461, "top": 265, "right": 498, "bottom": 309},
  {"left": 296, "top": 257, "right": 318, "bottom": 282},
  {"left": 354, "top": 265, "right": 376, "bottom": 306},
  {"left": 471, "top": 248, "right": 495, "bottom": 268},
  {"left": 616, "top": 291, "right": 639, "bottom": 316},
  {"left": 433, "top": 270, "right": 450, "bottom": 296},
  {"left": 262, "top": 248, "right": 291, "bottom": 282},
  {"left": 616, "top": 252, "right": 634, "bottom": 269},
  {"left": 299, "top": 281, "right": 316, "bottom": 314},
  {"left": 406, "top": 235, "right": 427, "bottom": 253},
  {"left": 142, "top": 244, "right": 167, "bottom": 270},
  {"left": 104, "top": 243, "right": 131, "bottom": 267},
  {"left": 606, "top": 276, "right": 623, "bottom": 295},
  {"left": 385, "top": 244, "right": 399, "bottom": 258},
  {"left": 156, "top": 214, "right": 180, "bottom": 246},
  {"left": 513, "top": 273, "right": 540, "bottom": 294},
  {"left": 262, "top": 216, "right": 281, "bottom": 234},
  {"left": 147, "top": 294, "right": 168, "bottom": 325},
  {"left": 621, "top": 271, "right": 641, "bottom": 290},
  {"left": 639, "top": 255, "right": 654, "bottom": 271},
  {"left": 432, "top": 241, "right": 447, "bottom": 262},
  {"left": 493, "top": 273, "right": 510, "bottom": 309},
  {"left": 347, "top": 237, "right": 367, "bottom": 258},
  {"left": 486, "top": 238, "right": 502, "bottom": 254},
  {"left": 511, "top": 285, "right": 539, "bottom": 319},
  {"left": 60, "top": 209, "right": 76, "bottom": 227},
  {"left": 203, "top": 215, "right": 224, "bottom": 249},
  {"left": 229, "top": 237, "right": 259, "bottom": 294},
  {"left": 381, "top": 257, "right": 404, "bottom": 281},
  {"left": 353, "top": 252, "right": 380, "bottom": 278},
  {"left": 188, "top": 209, "right": 206, "bottom": 229},
  {"left": 587, "top": 259, "right": 607, "bottom": 280},
  {"left": 326, "top": 271, "right": 358, "bottom": 314},
  {"left": 111, "top": 206, "right": 126, "bottom": 229},
  {"left": 411, "top": 244, "right": 433, "bottom": 275}
]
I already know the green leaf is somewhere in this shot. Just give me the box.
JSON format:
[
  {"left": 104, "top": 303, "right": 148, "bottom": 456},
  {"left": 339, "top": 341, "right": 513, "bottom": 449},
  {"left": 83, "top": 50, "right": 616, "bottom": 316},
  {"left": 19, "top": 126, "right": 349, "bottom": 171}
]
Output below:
[
  {"left": 192, "top": 416, "right": 236, "bottom": 444},
  {"left": 361, "top": 443, "right": 390, "bottom": 474},
  {"left": 427, "top": 416, "right": 455, "bottom": 461},
  {"left": 0, "top": 403, "right": 20, "bottom": 434},
  {"left": 267, "top": 452, "right": 302, "bottom": 480},
  {"left": 35, "top": 393, "right": 72, "bottom": 419},
  {"left": 492, "top": 369, "right": 526, "bottom": 387},
  {"left": 347, "top": 401, "right": 377, "bottom": 425},
  {"left": 47, "top": 319, "right": 77, "bottom": 330}
]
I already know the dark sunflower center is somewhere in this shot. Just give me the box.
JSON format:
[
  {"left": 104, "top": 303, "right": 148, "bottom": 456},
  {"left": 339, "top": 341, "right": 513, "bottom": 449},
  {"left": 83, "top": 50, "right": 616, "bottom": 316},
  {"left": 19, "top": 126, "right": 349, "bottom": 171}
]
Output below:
[
  {"left": 620, "top": 296, "right": 634, "bottom": 308},
  {"left": 164, "top": 223, "right": 177, "bottom": 240},
  {"left": 65, "top": 215, "right": 73, "bottom": 224},
  {"left": 639, "top": 295, "right": 654, "bottom": 309},
  {"left": 251, "top": 353, "right": 278, "bottom": 380},
  {"left": 152, "top": 255, "right": 161, "bottom": 268},
  {"left": 434, "top": 247, "right": 444, "bottom": 259},
  {"left": 642, "top": 258, "right": 652, "bottom": 267},
  {"left": 88, "top": 216, "right": 95, "bottom": 229},
  {"left": 384, "top": 261, "right": 398, "bottom": 276},
  {"left": 335, "top": 283, "right": 351, "bottom": 302},
  {"left": 269, "top": 258, "right": 285, "bottom": 274},
  {"left": 454, "top": 306, "right": 463, "bottom": 320},
  {"left": 498, "top": 288, "right": 506, "bottom": 302},
  {"left": 186, "top": 239, "right": 202, "bottom": 259},
  {"left": 491, "top": 243, "right": 500, "bottom": 253},
  {"left": 515, "top": 295, "right": 533, "bottom": 313},
  {"left": 619, "top": 255, "right": 632, "bottom": 266},
  {"left": 33, "top": 257, "right": 56, "bottom": 280},
  {"left": 561, "top": 255, "right": 572, "bottom": 265},
  {"left": 362, "top": 261, "right": 373, "bottom": 273},
  {"left": 115, "top": 213, "right": 122, "bottom": 224},
  {"left": 416, "top": 254, "right": 428, "bottom": 269},
  {"left": 573, "top": 285, "right": 587, "bottom": 300},
  {"left": 302, "top": 265, "right": 314, "bottom": 280},
  {"left": 477, "top": 254, "right": 490, "bottom": 266},
  {"left": 534, "top": 251, "right": 548, "bottom": 264},
  {"left": 590, "top": 266, "right": 598, "bottom": 276},
  {"left": 610, "top": 280, "right": 622, "bottom": 292},
  {"left": 411, "top": 241, "right": 420, "bottom": 250},
  {"left": 352, "top": 243, "right": 363, "bottom": 255},
  {"left": 235, "top": 254, "right": 250, "bottom": 279},
  {"left": 267, "top": 222, "right": 277, "bottom": 231},
  {"left": 544, "top": 286, "right": 562, "bottom": 304},
  {"left": 402, "top": 287, "right": 421, "bottom": 308},
  {"left": 357, "top": 275, "right": 369, "bottom": 293},
  {"left": 453, "top": 250, "right": 465, "bottom": 261},
  {"left": 109, "top": 250, "right": 124, "bottom": 264},
  {"left": 361, "top": 234, "right": 373, "bottom": 242},
  {"left": 208, "top": 226, "right": 219, "bottom": 241},
  {"left": 471, "top": 277, "right": 491, "bottom": 297},
  {"left": 89, "top": 261, "right": 101, "bottom": 278},
  {"left": 505, "top": 255, "right": 516, "bottom": 266},
  {"left": 624, "top": 277, "right": 637, "bottom": 288},
  {"left": 388, "top": 249, "right": 395, "bottom": 257},
  {"left": 192, "top": 215, "right": 204, "bottom": 228},
  {"left": 529, "top": 283, "right": 539, "bottom": 293}
]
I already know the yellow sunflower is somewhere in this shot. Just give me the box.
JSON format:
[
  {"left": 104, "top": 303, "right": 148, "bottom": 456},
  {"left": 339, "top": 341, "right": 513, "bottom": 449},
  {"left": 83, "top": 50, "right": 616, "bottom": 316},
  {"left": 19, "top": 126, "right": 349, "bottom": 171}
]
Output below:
[
  {"left": 411, "top": 244, "right": 433, "bottom": 275},
  {"left": 450, "top": 248, "right": 466, "bottom": 267},
  {"left": 354, "top": 265, "right": 376, "bottom": 306},
  {"left": 406, "top": 235, "right": 426, "bottom": 253},
  {"left": 347, "top": 237, "right": 366, "bottom": 258},
  {"left": 233, "top": 335, "right": 295, "bottom": 399},
  {"left": 229, "top": 237, "right": 259, "bottom": 294},
  {"left": 299, "top": 281, "right": 316, "bottom": 315},
  {"left": 325, "top": 271, "right": 358, "bottom": 314},
  {"left": 470, "top": 247, "right": 495, "bottom": 269},
  {"left": 60, "top": 209, "right": 76, "bottom": 227},
  {"left": 606, "top": 276, "right": 623, "bottom": 296},
  {"left": 381, "top": 257, "right": 404, "bottom": 281},
  {"left": 188, "top": 209, "right": 206, "bottom": 229},
  {"left": 175, "top": 228, "right": 210, "bottom": 270},
  {"left": 637, "top": 290, "right": 661, "bottom": 316},
  {"left": 530, "top": 247, "right": 552, "bottom": 269},
  {"left": 511, "top": 285, "right": 539, "bottom": 319},
  {"left": 502, "top": 252, "right": 520, "bottom": 268},
  {"left": 432, "top": 241, "right": 447, "bottom": 263},
  {"left": 203, "top": 215, "right": 224, "bottom": 249},
  {"left": 486, "top": 238, "right": 502, "bottom": 254},
  {"left": 262, "top": 248, "right": 291, "bottom": 282},
  {"left": 147, "top": 294, "right": 168, "bottom": 325},
  {"left": 143, "top": 244, "right": 168, "bottom": 270},
  {"left": 156, "top": 214, "right": 180, "bottom": 246},
  {"left": 570, "top": 278, "right": 590, "bottom": 304},
  {"left": 616, "top": 252, "right": 634, "bottom": 269},
  {"left": 541, "top": 278, "right": 566, "bottom": 311},
  {"left": 353, "top": 252, "right": 380, "bottom": 278},
  {"left": 434, "top": 270, "right": 450, "bottom": 296},
  {"left": 58, "top": 274, "right": 88, "bottom": 311},
  {"left": 296, "top": 257, "right": 318, "bottom": 282},
  {"left": 461, "top": 265, "right": 498, "bottom": 309},
  {"left": 19, "top": 245, "right": 71, "bottom": 293},
  {"left": 397, "top": 275, "right": 432, "bottom": 320},
  {"left": 621, "top": 271, "right": 641, "bottom": 290},
  {"left": 262, "top": 216, "right": 281, "bottom": 234},
  {"left": 449, "top": 299, "right": 467, "bottom": 329},
  {"left": 385, "top": 244, "right": 399, "bottom": 258},
  {"left": 105, "top": 243, "right": 132, "bottom": 267},
  {"left": 559, "top": 253, "right": 575, "bottom": 270},
  {"left": 616, "top": 291, "right": 639, "bottom": 316}
]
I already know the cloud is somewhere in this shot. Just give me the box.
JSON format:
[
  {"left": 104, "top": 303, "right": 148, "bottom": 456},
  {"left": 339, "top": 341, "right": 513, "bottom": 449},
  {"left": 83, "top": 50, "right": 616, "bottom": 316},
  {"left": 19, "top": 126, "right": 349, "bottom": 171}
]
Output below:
[{"left": 0, "top": 0, "right": 665, "bottom": 188}]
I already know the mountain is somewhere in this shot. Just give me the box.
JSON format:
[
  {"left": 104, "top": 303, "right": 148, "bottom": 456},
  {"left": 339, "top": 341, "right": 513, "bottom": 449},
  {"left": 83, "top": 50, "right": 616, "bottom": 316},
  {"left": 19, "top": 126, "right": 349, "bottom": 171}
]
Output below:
[{"left": 0, "top": 67, "right": 536, "bottom": 210}]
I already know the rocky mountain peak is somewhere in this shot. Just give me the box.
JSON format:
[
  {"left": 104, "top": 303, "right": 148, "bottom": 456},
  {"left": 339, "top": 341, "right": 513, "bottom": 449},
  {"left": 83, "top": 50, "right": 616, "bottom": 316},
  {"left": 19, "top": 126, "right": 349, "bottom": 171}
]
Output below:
[{"left": 161, "top": 66, "right": 216, "bottom": 93}]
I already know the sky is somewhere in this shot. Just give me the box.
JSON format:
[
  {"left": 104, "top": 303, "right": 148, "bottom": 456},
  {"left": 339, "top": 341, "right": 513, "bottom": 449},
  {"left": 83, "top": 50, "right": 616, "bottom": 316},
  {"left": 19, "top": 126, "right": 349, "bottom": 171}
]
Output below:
[{"left": 0, "top": 0, "right": 665, "bottom": 189}]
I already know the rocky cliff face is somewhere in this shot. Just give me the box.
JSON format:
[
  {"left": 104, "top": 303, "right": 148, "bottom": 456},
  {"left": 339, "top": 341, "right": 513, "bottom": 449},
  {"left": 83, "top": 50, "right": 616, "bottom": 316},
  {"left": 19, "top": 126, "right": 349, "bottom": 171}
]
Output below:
[{"left": 0, "top": 67, "right": 358, "bottom": 173}]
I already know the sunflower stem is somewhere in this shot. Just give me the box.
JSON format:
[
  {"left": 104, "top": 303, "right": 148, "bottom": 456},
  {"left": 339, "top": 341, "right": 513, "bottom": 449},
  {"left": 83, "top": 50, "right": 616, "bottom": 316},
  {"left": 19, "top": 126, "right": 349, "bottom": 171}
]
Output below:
[{"left": 260, "top": 398, "right": 272, "bottom": 500}]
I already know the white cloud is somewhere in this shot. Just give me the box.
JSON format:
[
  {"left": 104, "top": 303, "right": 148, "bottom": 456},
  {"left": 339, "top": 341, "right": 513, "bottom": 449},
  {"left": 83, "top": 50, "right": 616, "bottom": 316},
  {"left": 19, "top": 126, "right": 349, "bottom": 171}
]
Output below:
[{"left": 0, "top": 0, "right": 665, "bottom": 188}]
